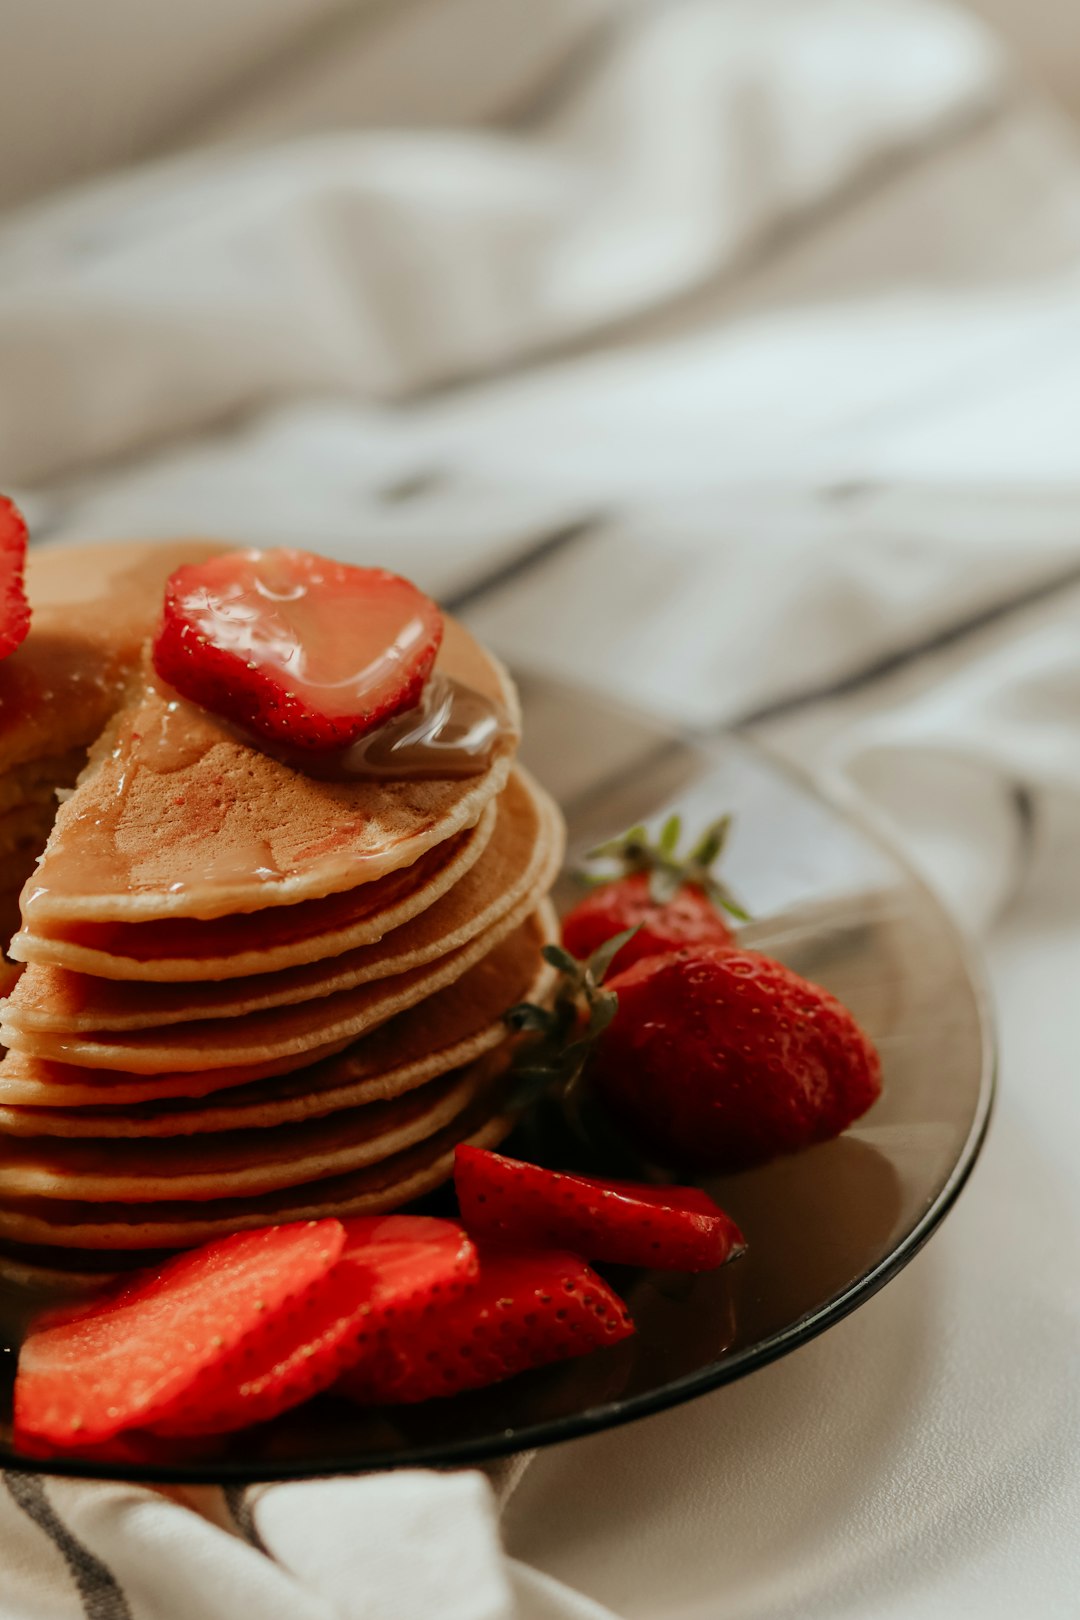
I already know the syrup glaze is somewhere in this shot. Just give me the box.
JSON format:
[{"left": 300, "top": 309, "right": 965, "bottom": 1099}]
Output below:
[{"left": 21, "top": 670, "right": 517, "bottom": 914}]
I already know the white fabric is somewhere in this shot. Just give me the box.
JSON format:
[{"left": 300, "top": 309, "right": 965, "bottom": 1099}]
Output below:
[{"left": 2, "top": 0, "right": 1080, "bottom": 1616}]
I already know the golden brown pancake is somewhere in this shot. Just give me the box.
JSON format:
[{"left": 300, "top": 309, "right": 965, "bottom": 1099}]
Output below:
[
  {"left": 0, "top": 1038, "right": 358, "bottom": 1109},
  {"left": 0, "top": 1066, "right": 493, "bottom": 1201},
  {"left": 0, "top": 1111, "right": 512, "bottom": 1250},
  {"left": 0, "top": 1249, "right": 124, "bottom": 1291},
  {"left": 5, "top": 769, "right": 560, "bottom": 1032},
  {"left": 19, "top": 617, "right": 519, "bottom": 928},
  {"left": 11, "top": 803, "right": 497, "bottom": 982},
  {"left": 0, "top": 911, "right": 555, "bottom": 1135},
  {"left": 0, "top": 538, "right": 565, "bottom": 1262},
  {"left": 3, "top": 880, "right": 557, "bottom": 1072}
]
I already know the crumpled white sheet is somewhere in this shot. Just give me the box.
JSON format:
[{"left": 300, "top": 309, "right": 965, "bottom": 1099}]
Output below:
[
  {"left": 0, "top": 0, "right": 1005, "bottom": 488},
  {"left": 3, "top": 0, "right": 1080, "bottom": 1616}
]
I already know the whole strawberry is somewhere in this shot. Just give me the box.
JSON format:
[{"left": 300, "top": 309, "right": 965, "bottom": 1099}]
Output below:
[
  {"left": 590, "top": 945, "right": 882, "bottom": 1172},
  {"left": 564, "top": 871, "right": 734, "bottom": 974},
  {"left": 563, "top": 815, "right": 744, "bottom": 976}
]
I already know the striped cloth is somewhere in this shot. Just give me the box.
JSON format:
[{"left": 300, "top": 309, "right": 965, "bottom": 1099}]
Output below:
[{"left": 3, "top": 1, "right": 1080, "bottom": 1616}]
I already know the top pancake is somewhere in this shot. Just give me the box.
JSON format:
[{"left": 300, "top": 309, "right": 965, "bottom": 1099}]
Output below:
[
  {"left": 17, "top": 558, "right": 521, "bottom": 926},
  {"left": 3, "top": 768, "right": 560, "bottom": 1032},
  {"left": 10, "top": 801, "right": 496, "bottom": 982}
]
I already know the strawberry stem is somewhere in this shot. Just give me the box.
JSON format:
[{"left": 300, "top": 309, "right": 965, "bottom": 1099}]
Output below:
[
  {"left": 577, "top": 812, "right": 749, "bottom": 920},
  {"left": 503, "top": 927, "right": 637, "bottom": 1132}
]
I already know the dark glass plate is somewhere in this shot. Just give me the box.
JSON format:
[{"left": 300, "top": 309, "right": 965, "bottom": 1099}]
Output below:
[{"left": 0, "top": 673, "right": 994, "bottom": 1481}]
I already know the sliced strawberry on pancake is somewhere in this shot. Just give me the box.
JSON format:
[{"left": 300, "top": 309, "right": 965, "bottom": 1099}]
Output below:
[{"left": 152, "top": 549, "right": 443, "bottom": 752}]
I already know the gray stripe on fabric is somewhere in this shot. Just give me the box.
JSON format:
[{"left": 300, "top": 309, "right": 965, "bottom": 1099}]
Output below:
[
  {"left": 223, "top": 1482, "right": 272, "bottom": 1557},
  {"left": 444, "top": 515, "right": 603, "bottom": 614},
  {"left": 729, "top": 549, "right": 1080, "bottom": 731},
  {"left": 3, "top": 1471, "right": 133, "bottom": 1620},
  {"left": 552, "top": 542, "right": 1080, "bottom": 830}
]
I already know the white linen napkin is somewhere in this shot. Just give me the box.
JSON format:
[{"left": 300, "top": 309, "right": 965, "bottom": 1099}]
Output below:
[
  {"left": 1, "top": 1468, "right": 617, "bottom": 1620},
  {"left": 3, "top": 1, "right": 1080, "bottom": 1617}
]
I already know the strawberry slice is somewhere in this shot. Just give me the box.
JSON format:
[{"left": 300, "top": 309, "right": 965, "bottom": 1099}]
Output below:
[
  {"left": 455, "top": 1147, "right": 746, "bottom": 1272},
  {"left": 13, "top": 1220, "right": 345, "bottom": 1449},
  {"left": 152, "top": 1216, "right": 477, "bottom": 1436},
  {"left": 337, "top": 1247, "right": 635, "bottom": 1405},
  {"left": 0, "top": 495, "right": 31, "bottom": 660},
  {"left": 152, "top": 549, "right": 444, "bottom": 752}
]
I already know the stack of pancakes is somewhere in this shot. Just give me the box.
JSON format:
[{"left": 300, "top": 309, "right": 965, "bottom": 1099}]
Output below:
[{"left": 0, "top": 542, "right": 563, "bottom": 1271}]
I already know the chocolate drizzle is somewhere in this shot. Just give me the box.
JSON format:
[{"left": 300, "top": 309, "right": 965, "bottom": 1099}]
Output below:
[{"left": 250, "top": 675, "right": 515, "bottom": 782}]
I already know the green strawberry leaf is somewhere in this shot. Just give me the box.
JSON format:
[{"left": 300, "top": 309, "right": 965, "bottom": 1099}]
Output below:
[
  {"left": 585, "top": 925, "right": 639, "bottom": 985},
  {"left": 575, "top": 808, "right": 749, "bottom": 922}
]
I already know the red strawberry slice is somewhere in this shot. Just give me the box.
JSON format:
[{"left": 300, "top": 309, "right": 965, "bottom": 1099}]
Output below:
[
  {"left": 0, "top": 495, "right": 31, "bottom": 660},
  {"left": 13, "top": 1220, "right": 345, "bottom": 1449},
  {"left": 152, "top": 549, "right": 444, "bottom": 752},
  {"left": 454, "top": 1146, "right": 746, "bottom": 1272},
  {"left": 337, "top": 1247, "right": 635, "bottom": 1405},
  {"left": 152, "top": 1216, "right": 477, "bottom": 1436},
  {"left": 562, "top": 872, "right": 734, "bottom": 976}
]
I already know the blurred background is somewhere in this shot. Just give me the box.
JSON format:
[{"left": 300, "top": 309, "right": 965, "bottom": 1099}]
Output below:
[
  {"left": 2, "top": 0, "right": 1080, "bottom": 206},
  {"left": 4, "top": 0, "right": 1080, "bottom": 917}
]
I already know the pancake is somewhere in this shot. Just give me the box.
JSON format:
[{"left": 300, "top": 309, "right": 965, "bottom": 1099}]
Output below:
[
  {"left": 2, "top": 877, "right": 558, "bottom": 1072},
  {"left": 0, "top": 1065, "right": 494, "bottom": 1202},
  {"left": 19, "top": 617, "right": 520, "bottom": 928},
  {"left": 0, "top": 1111, "right": 512, "bottom": 1250},
  {"left": 0, "top": 1037, "right": 359, "bottom": 1110},
  {"left": 0, "top": 914, "right": 555, "bottom": 1135},
  {"left": 0, "top": 1249, "right": 126, "bottom": 1291},
  {"left": 5, "top": 768, "right": 560, "bottom": 1032},
  {"left": 10, "top": 802, "right": 498, "bottom": 983},
  {"left": 1, "top": 880, "right": 40, "bottom": 950}
]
